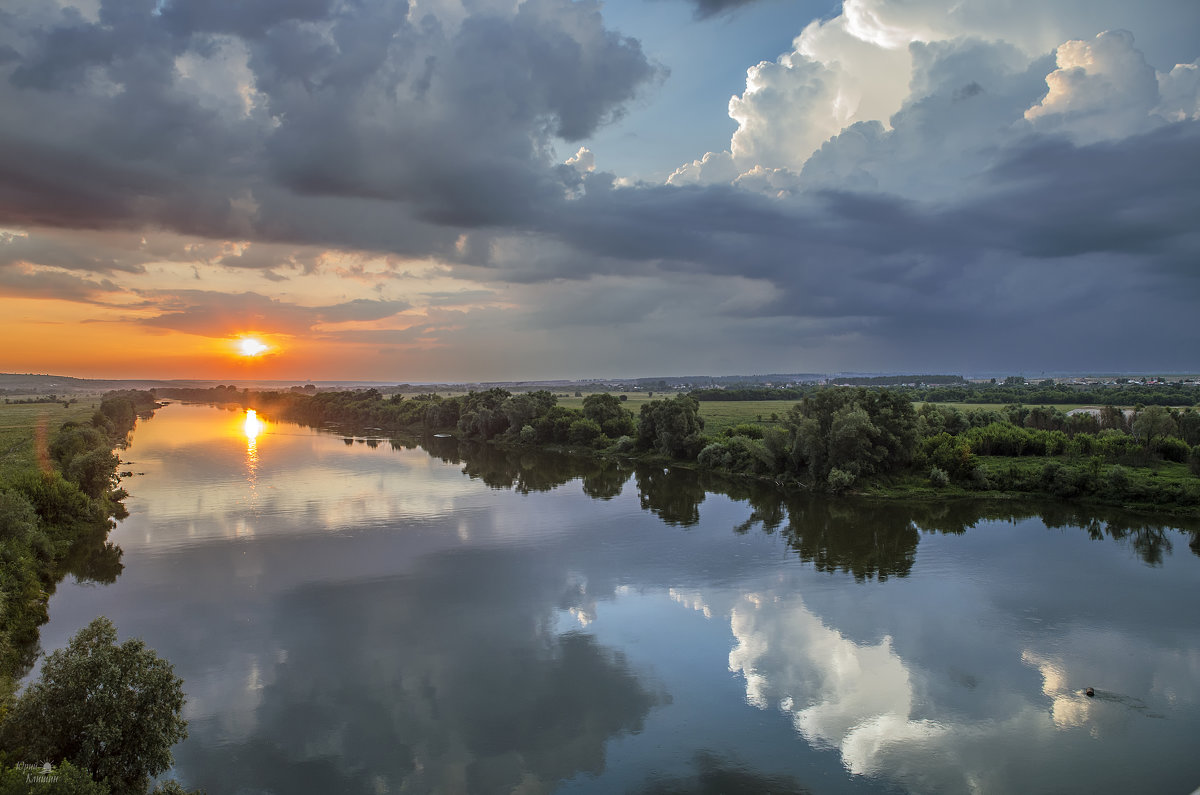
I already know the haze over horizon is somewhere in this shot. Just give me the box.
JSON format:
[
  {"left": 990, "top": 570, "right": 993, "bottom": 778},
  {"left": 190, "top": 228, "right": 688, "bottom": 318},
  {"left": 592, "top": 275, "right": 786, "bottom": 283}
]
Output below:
[{"left": 2, "top": 0, "right": 1197, "bottom": 382}]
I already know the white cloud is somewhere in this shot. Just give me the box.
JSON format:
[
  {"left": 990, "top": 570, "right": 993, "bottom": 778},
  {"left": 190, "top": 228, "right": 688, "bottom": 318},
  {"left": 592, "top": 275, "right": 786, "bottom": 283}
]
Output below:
[
  {"left": 676, "top": 0, "right": 1200, "bottom": 191},
  {"left": 1156, "top": 60, "right": 1200, "bottom": 122},
  {"left": 565, "top": 146, "right": 597, "bottom": 173},
  {"left": 666, "top": 150, "right": 737, "bottom": 186},
  {"left": 1025, "top": 30, "right": 1162, "bottom": 143}
]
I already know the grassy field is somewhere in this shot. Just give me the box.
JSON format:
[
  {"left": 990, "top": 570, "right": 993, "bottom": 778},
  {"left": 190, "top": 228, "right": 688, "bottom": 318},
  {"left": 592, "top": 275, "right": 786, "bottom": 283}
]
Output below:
[
  {"left": 558, "top": 394, "right": 1114, "bottom": 436},
  {"left": 0, "top": 401, "right": 96, "bottom": 481},
  {"left": 556, "top": 394, "right": 798, "bottom": 435},
  {"left": 976, "top": 454, "right": 1194, "bottom": 484}
]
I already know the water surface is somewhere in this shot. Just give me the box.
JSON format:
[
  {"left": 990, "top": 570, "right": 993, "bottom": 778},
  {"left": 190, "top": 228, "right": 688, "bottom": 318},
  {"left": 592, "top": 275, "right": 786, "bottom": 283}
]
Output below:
[{"left": 38, "top": 404, "right": 1200, "bottom": 794}]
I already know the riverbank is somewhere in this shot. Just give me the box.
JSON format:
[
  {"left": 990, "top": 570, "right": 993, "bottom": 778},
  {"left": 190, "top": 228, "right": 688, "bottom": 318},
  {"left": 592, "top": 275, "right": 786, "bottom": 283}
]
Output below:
[{"left": 0, "top": 390, "right": 158, "bottom": 704}]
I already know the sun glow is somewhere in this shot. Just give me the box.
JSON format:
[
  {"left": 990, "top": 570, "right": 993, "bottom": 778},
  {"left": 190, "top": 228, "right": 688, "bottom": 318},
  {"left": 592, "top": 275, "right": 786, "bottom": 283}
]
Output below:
[{"left": 238, "top": 337, "right": 269, "bottom": 357}]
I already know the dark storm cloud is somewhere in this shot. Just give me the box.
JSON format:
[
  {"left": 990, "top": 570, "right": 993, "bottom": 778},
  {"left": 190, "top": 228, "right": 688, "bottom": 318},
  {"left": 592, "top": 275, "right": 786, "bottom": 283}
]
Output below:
[
  {"left": 0, "top": 266, "right": 120, "bottom": 302},
  {"left": 962, "top": 122, "right": 1200, "bottom": 262},
  {"left": 157, "top": 0, "right": 337, "bottom": 39},
  {"left": 524, "top": 120, "right": 1200, "bottom": 296},
  {"left": 136, "top": 291, "right": 409, "bottom": 335},
  {"left": 0, "top": 232, "right": 146, "bottom": 274},
  {"left": 675, "top": 0, "right": 763, "bottom": 20},
  {"left": 0, "top": 0, "right": 662, "bottom": 245}
]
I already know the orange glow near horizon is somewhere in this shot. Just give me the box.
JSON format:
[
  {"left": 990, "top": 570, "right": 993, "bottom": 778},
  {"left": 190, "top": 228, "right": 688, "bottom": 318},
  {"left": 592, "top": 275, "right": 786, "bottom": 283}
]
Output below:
[{"left": 0, "top": 295, "right": 435, "bottom": 381}]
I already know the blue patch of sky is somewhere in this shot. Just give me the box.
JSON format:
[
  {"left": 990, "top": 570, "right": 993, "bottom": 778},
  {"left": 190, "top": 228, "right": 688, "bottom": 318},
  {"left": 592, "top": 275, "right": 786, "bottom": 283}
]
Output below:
[{"left": 580, "top": 0, "right": 838, "bottom": 181}]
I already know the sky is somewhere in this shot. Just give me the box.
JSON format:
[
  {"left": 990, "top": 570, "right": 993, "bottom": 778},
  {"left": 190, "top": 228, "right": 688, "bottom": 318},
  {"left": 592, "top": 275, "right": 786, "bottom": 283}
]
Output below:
[{"left": 1, "top": 0, "right": 1198, "bottom": 382}]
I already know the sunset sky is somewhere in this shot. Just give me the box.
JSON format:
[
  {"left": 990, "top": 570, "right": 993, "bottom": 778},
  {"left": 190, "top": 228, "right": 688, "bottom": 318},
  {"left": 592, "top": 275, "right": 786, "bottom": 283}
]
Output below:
[{"left": 2, "top": 0, "right": 1198, "bottom": 381}]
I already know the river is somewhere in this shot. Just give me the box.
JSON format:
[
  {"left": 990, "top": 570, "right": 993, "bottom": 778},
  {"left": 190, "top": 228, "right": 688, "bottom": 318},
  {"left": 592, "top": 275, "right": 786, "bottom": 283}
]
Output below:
[{"left": 35, "top": 403, "right": 1200, "bottom": 794}]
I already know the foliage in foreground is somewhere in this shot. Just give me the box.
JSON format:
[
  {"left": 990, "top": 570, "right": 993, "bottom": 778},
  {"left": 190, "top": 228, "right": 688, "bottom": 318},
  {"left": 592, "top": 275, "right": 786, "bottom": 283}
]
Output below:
[{"left": 0, "top": 618, "right": 188, "bottom": 795}]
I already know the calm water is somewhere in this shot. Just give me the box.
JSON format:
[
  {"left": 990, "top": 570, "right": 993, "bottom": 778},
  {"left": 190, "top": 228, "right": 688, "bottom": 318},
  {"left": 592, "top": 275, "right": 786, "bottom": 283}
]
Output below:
[{"left": 36, "top": 403, "right": 1200, "bottom": 794}]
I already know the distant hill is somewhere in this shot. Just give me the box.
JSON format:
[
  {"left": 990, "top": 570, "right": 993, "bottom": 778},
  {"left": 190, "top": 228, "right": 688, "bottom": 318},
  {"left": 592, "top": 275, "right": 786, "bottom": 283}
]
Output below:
[{"left": 0, "top": 373, "right": 211, "bottom": 394}]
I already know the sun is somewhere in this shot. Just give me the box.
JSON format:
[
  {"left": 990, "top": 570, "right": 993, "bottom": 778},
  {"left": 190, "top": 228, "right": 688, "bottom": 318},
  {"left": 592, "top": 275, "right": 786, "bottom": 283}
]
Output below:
[{"left": 238, "top": 337, "right": 269, "bottom": 357}]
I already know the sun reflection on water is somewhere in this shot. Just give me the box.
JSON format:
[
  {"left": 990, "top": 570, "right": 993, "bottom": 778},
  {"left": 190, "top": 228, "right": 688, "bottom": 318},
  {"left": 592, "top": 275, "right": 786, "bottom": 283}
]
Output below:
[
  {"left": 241, "top": 410, "right": 266, "bottom": 533},
  {"left": 244, "top": 409, "right": 264, "bottom": 448}
]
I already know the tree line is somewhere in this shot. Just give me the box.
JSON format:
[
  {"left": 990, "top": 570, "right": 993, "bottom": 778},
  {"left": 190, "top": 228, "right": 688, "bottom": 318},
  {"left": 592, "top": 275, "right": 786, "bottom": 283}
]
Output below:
[{"left": 689, "top": 382, "right": 1200, "bottom": 406}]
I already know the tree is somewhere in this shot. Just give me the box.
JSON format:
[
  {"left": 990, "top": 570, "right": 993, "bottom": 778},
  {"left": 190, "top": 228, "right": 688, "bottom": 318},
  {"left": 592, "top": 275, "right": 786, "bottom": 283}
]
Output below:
[
  {"left": 1131, "top": 405, "right": 1177, "bottom": 445},
  {"left": 1099, "top": 405, "right": 1127, "bottom": 432},
  {"left": 1, "top": 617, "right": 188, "bottom": 795},
  {"left": 502, "top": 391, "right": 556, "bottom": 432},
  {"left": 582, "top": 393, "right": 633, "bottom": 437},
  {"left": 637, "top": 396, "right": 705, "bottom": 458},
  {"left": 784, "top": 388, "right": 916, "bottom": 484}
]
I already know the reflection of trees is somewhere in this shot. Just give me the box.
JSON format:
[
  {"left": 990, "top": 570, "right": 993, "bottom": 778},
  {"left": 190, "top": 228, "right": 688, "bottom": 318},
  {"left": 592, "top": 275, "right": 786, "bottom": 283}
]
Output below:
[
  {"left": 636, "top": 467, "right": 706, "bottom": 527},
  {"left": 458, "top": 443, "right": 590, "bottom": 493},
  {"left": 581, "top": 462, "right": 631, "bottom": 501},
  {"left": 439, "top": 441, "right": 634, "bottom": 499},
  {"left": 1039, "top": 505, "right": 1190, "bottom": 566},
  {"left": 779, "top": 498, "right": 920, "bottom": 582},
  {"left": 175, "top": 549, "right": 664, "bottom": 794},
  {"left": 60, "top": 520, "right": 124, "bottom": 585},
  {"left": 419, "top": 440, "right": 1200, "bottom": 570},
  {"left": 637, "top": 751, "right": 810, "bottom": 795}
]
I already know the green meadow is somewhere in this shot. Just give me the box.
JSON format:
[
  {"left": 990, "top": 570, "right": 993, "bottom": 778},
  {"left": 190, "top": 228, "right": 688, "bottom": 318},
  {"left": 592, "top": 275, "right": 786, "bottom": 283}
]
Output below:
[{"left": 0, "top": 400, "right": 97, "bottom": 480}]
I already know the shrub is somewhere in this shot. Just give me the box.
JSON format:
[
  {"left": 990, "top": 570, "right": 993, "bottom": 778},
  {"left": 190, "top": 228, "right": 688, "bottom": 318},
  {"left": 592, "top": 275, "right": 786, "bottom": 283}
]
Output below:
[
  {"left": 1153, "top": 436, "right": 1190, "bottom": 463},
  {"left": 608, "top": 435, "right": 635, "bottom": 454},
  {"left": 827, "top": 468, "right": 856, "bottom": 494},
  {"left": 568, "top": 418, "right": 602, "bottom": 446},
  {"left": 1190, "top": 445, "right": 1200, "bottom": 477},
  {"left": 928, "top": 466, "right": 950, "bottom": 488},
  {"left": 1107, "top": 465, "right": 1131, "bottom": 497},
  {"left": 722, "top": 423, "right": 765, "bottom": 440}
]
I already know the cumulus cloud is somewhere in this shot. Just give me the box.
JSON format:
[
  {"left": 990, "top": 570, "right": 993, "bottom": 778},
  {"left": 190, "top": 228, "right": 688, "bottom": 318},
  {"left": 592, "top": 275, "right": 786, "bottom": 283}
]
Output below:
[
  {"left": 1157, "top": 60, "right": 1200, "bottom": 121},
  {"left": 686, "top": 0, "right": 1200, "bottom": 185},
  {"left": 1025, "top": 30, "right": 1163, "bottom": 142},
  {"left": 666, "top": 151, "right": 737, "bottom": 186}
]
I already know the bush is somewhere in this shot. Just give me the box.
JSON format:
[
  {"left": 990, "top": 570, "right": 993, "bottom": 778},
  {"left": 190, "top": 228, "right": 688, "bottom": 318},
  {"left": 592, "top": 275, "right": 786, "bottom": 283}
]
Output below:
[
  {"left": 928, "top": 466, "right": 950, "bottom": 488},
  {"left": 568, "top": 418, "right": 602, "bottom": 446},
  {"left": 827, "top": 468, "right": 856, "bottom": 494},
  {"left": 1190, "top": 445, "right": 1200, "bottom": 477},
  {"left": 920, "top": 433, "right": 977, "bottom": 481},
  {"left": 608, "top": 435, "right": 635, "bottom": 454},
  {"left": 1107, "top": 465, "right": 1131, "bottom": 497},
  {"left": 722, "top": 424, "right": 765, "bottom": 440},
  {"left": 697, "top": 437, "right": 768, "bottom": 473},
  {"left": 1153, "top": 436, "right": 1190, "bottom": 463}
]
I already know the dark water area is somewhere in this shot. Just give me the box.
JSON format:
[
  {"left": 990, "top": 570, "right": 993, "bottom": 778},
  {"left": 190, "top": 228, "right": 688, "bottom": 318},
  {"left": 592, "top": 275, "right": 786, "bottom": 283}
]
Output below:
[{"left": 35, "top": 403, "right": 1200, "bottom": 794}]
